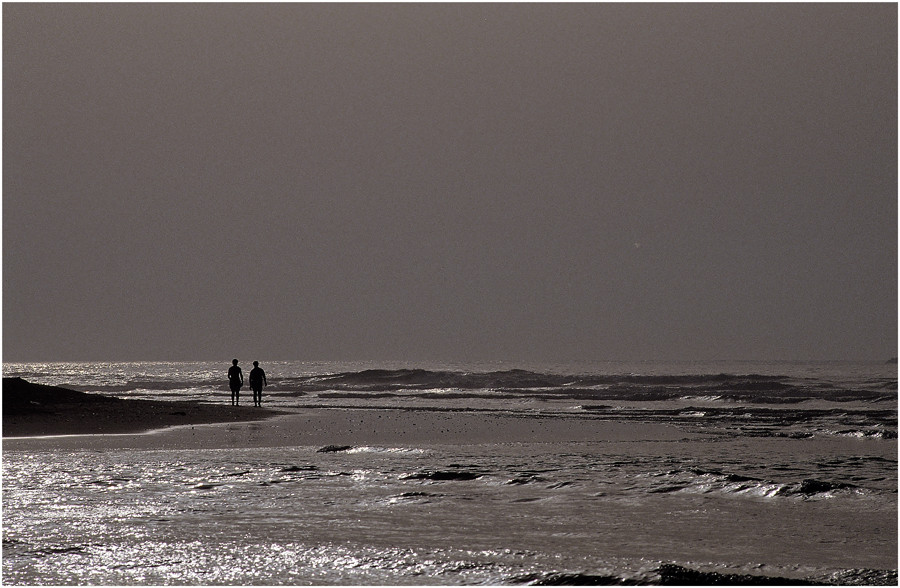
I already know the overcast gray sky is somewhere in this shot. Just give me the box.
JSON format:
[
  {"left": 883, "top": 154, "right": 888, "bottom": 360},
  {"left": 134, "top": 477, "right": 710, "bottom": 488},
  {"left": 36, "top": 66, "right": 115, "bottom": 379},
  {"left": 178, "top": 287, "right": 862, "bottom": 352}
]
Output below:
[{"left": 3, "top": 3, "right": 897, "bottom": 362}]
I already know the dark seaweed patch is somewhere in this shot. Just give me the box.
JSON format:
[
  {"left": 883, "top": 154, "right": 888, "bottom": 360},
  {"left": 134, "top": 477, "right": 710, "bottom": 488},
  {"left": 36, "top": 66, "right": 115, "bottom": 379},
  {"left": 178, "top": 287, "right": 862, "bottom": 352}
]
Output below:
[
  {"left": 508, "top": 571, "right": 626, "bottom": 585},
  {"left": 647, "top": 484, "right": 688, "bottom": 494},
  {"left": 279, "top": 465, "right": 318, "bottom": 472}
]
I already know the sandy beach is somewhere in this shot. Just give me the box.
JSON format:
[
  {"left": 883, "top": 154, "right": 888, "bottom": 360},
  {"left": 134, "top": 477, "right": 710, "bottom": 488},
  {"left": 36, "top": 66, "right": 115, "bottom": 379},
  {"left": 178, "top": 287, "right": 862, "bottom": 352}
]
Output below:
[
  {"left": 2, "top": 377, "right": 691, "bottom": 452},
  {"left": 2, "top": 377, "right": 287, "bottom": 439}
]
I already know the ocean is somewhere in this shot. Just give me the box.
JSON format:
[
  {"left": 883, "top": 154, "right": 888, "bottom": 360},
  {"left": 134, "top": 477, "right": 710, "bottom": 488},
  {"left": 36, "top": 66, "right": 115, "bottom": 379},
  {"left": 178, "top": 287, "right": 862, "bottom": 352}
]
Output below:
[{"left": 2, "top": 360, "right": 897, "bottom": 585}]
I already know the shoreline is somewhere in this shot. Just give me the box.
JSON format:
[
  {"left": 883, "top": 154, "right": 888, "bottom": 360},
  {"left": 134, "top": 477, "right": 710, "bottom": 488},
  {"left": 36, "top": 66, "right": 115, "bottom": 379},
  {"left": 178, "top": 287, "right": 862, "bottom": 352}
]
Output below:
[
  {"left": 2, "top": 377, "right": 705, "bottom": 452},
  {"left": 2, "top": 377, "right": 287, "bottom": 438}
]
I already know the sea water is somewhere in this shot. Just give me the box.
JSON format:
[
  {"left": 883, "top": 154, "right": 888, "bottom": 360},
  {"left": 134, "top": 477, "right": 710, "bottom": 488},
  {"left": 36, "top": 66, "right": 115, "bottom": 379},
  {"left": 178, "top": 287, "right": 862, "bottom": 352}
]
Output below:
[{"left": 2, "top": 360, "right": 897, "bottom": 585}]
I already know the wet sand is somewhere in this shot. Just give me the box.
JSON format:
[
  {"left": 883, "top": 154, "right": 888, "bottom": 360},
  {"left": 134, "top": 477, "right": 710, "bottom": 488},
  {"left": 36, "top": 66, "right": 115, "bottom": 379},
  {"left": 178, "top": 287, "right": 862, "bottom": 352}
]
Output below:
[
  {"left": 3, "top": 407, "right": 697, "bottom": 452},
  {"left": 2, "top": 378, "right": 695, "bottom": 451}
]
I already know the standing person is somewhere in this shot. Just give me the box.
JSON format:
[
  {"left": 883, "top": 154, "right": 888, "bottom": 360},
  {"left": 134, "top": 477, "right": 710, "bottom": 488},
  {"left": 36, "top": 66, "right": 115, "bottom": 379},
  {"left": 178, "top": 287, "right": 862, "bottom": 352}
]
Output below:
[
  {"left": 249, "top": 361, "right": 267, "bottom": 407},
  {"left": 228, "top": 359, "right": 243, "bottom": 406}
]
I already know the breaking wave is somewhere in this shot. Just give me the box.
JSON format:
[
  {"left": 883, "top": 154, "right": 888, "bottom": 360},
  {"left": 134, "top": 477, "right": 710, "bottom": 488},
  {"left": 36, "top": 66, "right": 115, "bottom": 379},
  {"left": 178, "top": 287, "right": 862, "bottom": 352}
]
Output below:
[{"left": 282, "top": 369, "right": 896, "bottom": 405}]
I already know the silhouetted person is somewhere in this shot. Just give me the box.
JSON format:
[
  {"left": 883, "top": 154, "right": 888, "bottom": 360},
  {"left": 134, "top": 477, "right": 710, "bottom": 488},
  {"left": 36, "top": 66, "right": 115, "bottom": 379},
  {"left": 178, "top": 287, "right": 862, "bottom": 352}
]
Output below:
[
  {"left": 249, "top": 361, "right": 267, "bottom": 407},
  {"left": 228, "top": 359, "right": 243, "bottom": 405}
]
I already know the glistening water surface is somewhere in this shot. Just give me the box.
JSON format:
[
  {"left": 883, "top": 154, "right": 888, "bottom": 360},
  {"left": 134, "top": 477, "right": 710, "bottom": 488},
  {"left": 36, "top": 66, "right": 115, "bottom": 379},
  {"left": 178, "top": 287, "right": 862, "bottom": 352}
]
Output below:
[{"left": 2, "top": 361, "right": 896, "bottom": 584}]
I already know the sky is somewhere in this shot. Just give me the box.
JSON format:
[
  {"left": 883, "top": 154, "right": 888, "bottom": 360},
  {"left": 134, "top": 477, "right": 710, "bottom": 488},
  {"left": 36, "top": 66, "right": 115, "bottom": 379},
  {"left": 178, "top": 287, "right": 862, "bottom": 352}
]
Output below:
[{"left": 3, "top": 3, "right": 897, "bottom": 363}]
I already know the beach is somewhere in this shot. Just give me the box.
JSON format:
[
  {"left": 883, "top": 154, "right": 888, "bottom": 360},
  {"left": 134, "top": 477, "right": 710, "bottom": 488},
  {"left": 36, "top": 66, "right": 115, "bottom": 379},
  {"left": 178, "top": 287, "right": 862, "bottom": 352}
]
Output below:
[
  {"left": 3, "top": 376, "right": 689, "bottom": 451},
  {"left": 3, "top": 362, "right": 896, "bottom": 585},
  {"left": 2, "top": 377, "right": 286, "bottom": 438}
]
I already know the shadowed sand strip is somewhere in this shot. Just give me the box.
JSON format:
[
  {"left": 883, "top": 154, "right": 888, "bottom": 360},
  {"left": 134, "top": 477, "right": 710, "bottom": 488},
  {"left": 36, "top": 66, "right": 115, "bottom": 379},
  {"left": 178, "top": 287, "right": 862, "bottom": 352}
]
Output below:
[{"left": 2, "top": 377, "right": 286, "bottom": 437}]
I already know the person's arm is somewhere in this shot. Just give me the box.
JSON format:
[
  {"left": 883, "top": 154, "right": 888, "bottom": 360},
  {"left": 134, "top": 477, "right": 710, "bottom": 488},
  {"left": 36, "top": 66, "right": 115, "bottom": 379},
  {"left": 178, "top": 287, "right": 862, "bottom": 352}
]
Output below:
[
  {"left": 239, "top": 369, "right": 244, "bottom": 385},
  {"left": 263, "top": 372, "right": 267, "bottom": 386}
]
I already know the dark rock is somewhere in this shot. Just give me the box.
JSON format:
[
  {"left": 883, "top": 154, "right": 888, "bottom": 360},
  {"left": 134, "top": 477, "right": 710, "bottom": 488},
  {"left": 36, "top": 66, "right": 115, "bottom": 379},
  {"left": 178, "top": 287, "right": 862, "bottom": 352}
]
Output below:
[{"left": 316, "top": 445, "right": 354, "bottom": 453}]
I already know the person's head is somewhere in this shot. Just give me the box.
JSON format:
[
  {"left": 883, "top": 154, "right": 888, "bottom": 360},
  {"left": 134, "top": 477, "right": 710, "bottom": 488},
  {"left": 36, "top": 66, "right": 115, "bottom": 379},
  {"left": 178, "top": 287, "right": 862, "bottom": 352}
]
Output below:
[
  {"left": 253, "top": 361, "right": 259, "bottom": 367},
  {"left": 232, "top": 359, "right": 239, "bottom": 365}
]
